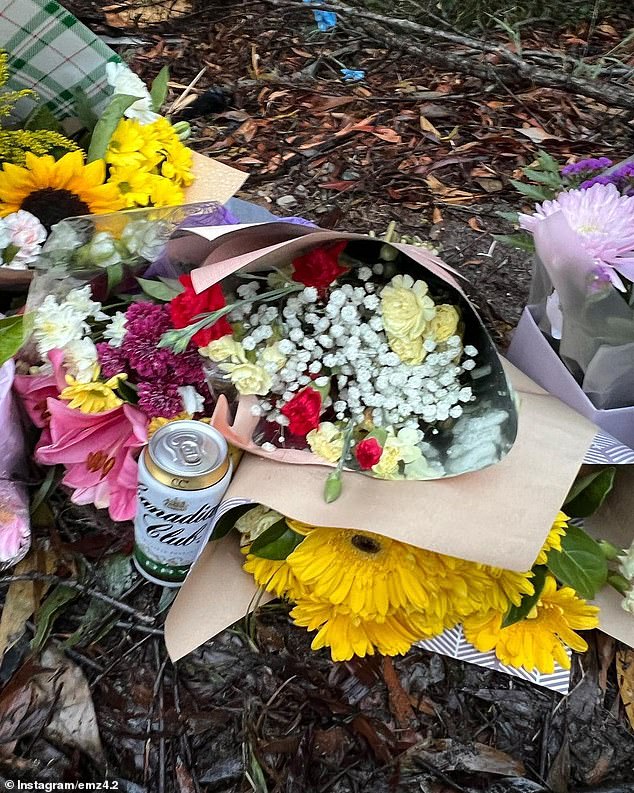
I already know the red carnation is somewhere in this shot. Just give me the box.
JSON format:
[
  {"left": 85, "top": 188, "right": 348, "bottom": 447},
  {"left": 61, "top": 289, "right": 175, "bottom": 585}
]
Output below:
[
  {"left": 291, "top": 241, "right": 348, "bottom": 292},
  {"left": 280, "top": 387, "right": 323, "bottom": 437},
  {"left": 355, "top": 437, "right": 383, "bottom": 470},
  {"left": 169, "top": 274, "right": 232, "bottom": 346}
]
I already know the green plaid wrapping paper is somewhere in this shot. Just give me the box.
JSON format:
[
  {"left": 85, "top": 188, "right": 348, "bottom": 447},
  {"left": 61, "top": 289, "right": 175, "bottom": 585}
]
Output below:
[{"left": 0, "top": 0, "right": 121, "bottom": 120}]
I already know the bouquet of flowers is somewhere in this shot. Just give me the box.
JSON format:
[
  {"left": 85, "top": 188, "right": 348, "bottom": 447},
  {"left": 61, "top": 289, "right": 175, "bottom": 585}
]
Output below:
[
  {"left": 160, "top": 234, "right": 518, "bottom": 500},
  {"left": 198, "top": 455, "right": 634, "bottom": 672},
  {"left": 10, "top": 203, "right": 243, "bottom": 521},
  {"left": 508, "top": 155, "right": 634, "bottom": 410},
  {"left": 0, "top": 47, "right": 196, "bottom": 282}
]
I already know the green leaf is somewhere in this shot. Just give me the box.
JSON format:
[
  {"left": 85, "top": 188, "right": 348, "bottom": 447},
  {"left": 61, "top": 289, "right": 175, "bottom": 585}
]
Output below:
[
  {"left": 115, "top": 378, "right": 138, "bottom": 405},
  {"left": 30, "top": 465, "right": 64, "bottom": 515},
  {"left": 210, "top": 503, "right": 256, "bottom": 540},
  {"left": 0, "top": 314, "right": 30, "bottom": 366},
  {"left": 496, "top": 210, "right": 520, "bottom": 224},
  {"left": 106, "top": 262, "right": 124, "bottom": 295},
  {"left": 535, "top": 149, "right": 561, "bottom": 173},
  {"left": 158, "top": 587, "right": 178, "bottom": 613},
  {"left": 509, "top": 179, "right": 552, "bottom": 201},
  {"left": 87, "top": 94, "right": 138, "bottom": 162},
  {"left": 365, "top": 427, "right": 388, "bottom": 446},
  {"left": 522, "top": 168, "right": 562, "bottom": 188},
  {"left": 564, "top": 467, "right": 616, "bottom": 518},
  {"left": 24, "top": 105, "right": 62, "bottom": 132},
  {"left": 502, "top": 565, "right": 547, "bottom": 627},
  {"left": 150, "top": 65, "right": 170, "bottom": 112},
  {"left": 32, "top": 585, "right": 79, "bottom": 652},
  {"left": 159, "top": 276, "right": 185, "bottom": 293},
  {"left": 546, "top": 524, "right": 608, "bottom": 599},
  {"left": 136, "top": 276, "right": 183, "bottom": 302},
  {"left": 72, "top": 87, "right": 99, "bottom": 133},
  {"left": 492, "top": 233, "right": 535, "bottom": 252},
  {"left": 250, "top": 519, "right": 304, "bottom": 560}
]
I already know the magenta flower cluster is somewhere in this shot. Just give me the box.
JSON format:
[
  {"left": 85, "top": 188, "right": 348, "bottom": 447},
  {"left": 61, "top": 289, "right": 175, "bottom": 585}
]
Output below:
[{"left": 97, "top": 302, "right": 206, "bottom": 419}]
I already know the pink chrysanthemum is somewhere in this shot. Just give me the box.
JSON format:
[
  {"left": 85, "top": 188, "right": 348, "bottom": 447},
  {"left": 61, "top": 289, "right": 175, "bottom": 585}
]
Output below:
[
  {"left": 137, "top": 382, "right": 183, "bottom": 419},
  {"left": 519, "top": 184, "right": 634, "bottom": 289}
]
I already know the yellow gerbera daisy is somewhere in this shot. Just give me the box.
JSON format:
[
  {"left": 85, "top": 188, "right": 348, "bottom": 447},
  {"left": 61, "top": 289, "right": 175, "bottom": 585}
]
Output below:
[
  {"left": 463, "top": 574, "right": 600, "bottom": 674},
  {"left": 0, "top": 151, "right": 124, "bottom": 229},
  {"left": 285, "top": 518, "right": 317, "bottom": 536},
  {"left": 242, "top": 549, "right": 306, "bottom": 599},
  {"left": 472, "top": 563, "right": 535, "bottom": 612},
  {"left": 534, "top": 512, "right": 569, "bottom": 565},
  {"left": 60, "top": 371, "right": 127, "bottom": 414},
  {"left": 290, "top": 598, "right": 421, "bottom": 661},
  {"left": 286, "top": 527, "right": 435, "bottom": 618}
]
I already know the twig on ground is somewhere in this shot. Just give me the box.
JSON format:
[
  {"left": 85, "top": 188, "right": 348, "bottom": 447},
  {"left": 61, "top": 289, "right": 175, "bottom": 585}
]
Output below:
[{"left": 0, "top": 573, "right": 155, "bottom": 624}]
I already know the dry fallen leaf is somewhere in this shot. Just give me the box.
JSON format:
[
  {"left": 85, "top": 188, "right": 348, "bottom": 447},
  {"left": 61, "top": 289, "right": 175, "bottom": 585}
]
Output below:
[
  {"left": 402, "top": 738, "right": 525, "bottom": 777},
  {"left": 419, "top": 114, "right": 441, "bottom": 138},
  {"left": 515, "top": 126, "right": 561, "bottom": 144},
  {"left": 616, "top": 647, "right": 634, "bottom": 730},
  {"left": 0, "top": 544, "right": 57, "bottom": 658},
  {"left": 39, "top": 647, "right": 104, "bottom": 763}
]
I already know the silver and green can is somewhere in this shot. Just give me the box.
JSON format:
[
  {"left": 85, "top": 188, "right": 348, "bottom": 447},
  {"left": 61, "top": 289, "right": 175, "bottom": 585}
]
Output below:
[{"left": 133, "top": 420, "right": 232, "bottom": 587}]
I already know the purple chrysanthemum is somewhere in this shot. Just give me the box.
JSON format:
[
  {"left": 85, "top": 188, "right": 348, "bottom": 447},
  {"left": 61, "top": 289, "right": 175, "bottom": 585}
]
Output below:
[
  {"left": 123, "top": 336, "right": 174, "bottom": 379},
  {"left": 519, "top": 184, "right": 634, "bottom": 287},
  {"left": 561, "top": 157, "right": 612, "bottom": 178},
  {"left": 137, "top": 382, "right": 183, "bottom": 419},
  {"left": 96, "top": 342, "right": 128, "bottom": 378},
  {"left": 170, "top": 348, "right": 206, "bottom": 385}
]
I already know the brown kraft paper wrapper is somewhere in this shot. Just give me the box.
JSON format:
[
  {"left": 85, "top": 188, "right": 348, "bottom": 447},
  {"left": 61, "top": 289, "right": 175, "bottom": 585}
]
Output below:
[{"left": 165, "top": 360, "right": 599, "bottom": 661}]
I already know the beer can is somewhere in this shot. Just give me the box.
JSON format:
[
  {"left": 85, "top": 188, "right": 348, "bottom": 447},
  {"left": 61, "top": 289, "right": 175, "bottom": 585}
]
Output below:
[{"left": 133, "top": 420, "right": 232, "bottom": 587}]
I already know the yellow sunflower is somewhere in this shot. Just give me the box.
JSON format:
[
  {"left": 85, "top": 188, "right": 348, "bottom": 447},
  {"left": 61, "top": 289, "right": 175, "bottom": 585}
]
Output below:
[
  {"left": 463, "top": 574, "right": 600, "bottom": 674},
  {"left": 0, "top": 151, "right": 124, "bottom": 229},
  {"left": 534, "top": 512, "right": 569, "bottom": 565},
  {"left": 60, "top": 371, "right": 127, "bottom": 414}
]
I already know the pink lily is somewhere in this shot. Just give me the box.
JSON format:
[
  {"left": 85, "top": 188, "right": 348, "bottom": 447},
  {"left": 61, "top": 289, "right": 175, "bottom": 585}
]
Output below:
[
  {"left": 36, "top": 399, "right": 148, "bottom": 522},
  {"left": 13, "top": 349, "right": 67, "bottom": 428}
]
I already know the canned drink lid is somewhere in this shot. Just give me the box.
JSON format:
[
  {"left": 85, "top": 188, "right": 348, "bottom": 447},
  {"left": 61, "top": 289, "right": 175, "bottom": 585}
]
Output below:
[{"left": 148, "top": 420, "right": 229, "bottom": 487}]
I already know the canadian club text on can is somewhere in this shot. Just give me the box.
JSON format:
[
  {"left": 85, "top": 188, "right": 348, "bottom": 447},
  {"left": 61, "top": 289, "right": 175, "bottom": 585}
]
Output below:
[{"left": 134, "top": 420, "right": 232, "bottom": 587}]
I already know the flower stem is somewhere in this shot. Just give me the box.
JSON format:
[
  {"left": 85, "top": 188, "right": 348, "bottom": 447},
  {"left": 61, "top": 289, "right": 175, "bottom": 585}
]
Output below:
[
  {"left": 323, "top": 421, "right": 355, "bottom": 503},
  {"left": 158, "top": 283, "right": 304, "bottom": 353}
]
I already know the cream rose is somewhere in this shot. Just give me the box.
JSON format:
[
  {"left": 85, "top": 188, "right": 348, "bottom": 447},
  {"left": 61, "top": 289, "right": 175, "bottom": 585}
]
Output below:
[
  {"left": 220, "top": 362, "right": 272, "bottom": 395},
  {"left": 427, "top": 304, "right": 460, "bottom": 344},
  {"left": 201, "top": 337, "right": 247, "bottom": 363},
  {"left": 380, "top": 274, "right": 436, "bottom": 340},
  {"left": 388, "top": 334, "right": 426, "bottom": 365},
  {"left": 306, "top": 422, "right": 344, "bottom": 463},
  {"left": 235, "top": 505, "right": 284, "bottom": 543}
]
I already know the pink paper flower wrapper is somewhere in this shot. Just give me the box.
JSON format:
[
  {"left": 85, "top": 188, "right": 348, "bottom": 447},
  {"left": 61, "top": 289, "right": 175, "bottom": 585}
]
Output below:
[{"left": 0, "top": 359, "right": 31, "bottom": 567}]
